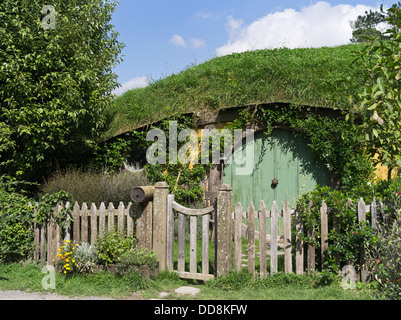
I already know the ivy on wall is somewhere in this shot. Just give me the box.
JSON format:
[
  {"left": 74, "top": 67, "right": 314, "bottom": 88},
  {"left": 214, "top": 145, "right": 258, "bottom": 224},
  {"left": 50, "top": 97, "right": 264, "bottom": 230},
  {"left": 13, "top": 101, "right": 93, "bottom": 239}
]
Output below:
[{"left": 225, "top": 104, "right": 374, "bottom": 191}]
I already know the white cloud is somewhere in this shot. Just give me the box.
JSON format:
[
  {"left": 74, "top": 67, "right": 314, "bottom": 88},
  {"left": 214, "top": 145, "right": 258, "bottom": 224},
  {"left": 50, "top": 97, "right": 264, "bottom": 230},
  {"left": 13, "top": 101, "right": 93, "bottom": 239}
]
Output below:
[
  {"left": 170, "top": 34, "right": 186, "bottom": 47},
  {"left": 170, "top": 34, "right": 206, "bottom": 49},
  {"left": 216, "top": 1, "right": 378, "bottom": 56},
  {"left": 113, "top": 76, "right": 148, "bottom": 96},
  {"left": 190, "top": 38, "right": 206, "bottom": 48}
]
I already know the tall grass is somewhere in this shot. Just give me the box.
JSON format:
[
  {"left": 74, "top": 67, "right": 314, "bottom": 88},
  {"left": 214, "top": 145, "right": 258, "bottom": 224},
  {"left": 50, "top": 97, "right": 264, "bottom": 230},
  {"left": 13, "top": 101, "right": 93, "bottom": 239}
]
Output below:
[{"left": 40, "top": 167, "right": 149, "bottom": 206}]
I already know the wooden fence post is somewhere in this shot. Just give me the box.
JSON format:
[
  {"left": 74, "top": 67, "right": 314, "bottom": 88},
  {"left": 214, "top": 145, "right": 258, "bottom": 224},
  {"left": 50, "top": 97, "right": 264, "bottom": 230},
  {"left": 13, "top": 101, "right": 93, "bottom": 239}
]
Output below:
[
  {"left": 320, "top": 200, "right": 328, "bottom": 269},
  {"left": 153, "top": 182, "right": 169, "bottom": 271},
  {"left": 247, "top": 202, "right": 255, "bottom": 275},
  {"left": 259, "top": 201, "right": 267, "bottom": 277},
  {"left": 270, "top": 201, "right": 278, "bottom": 275},
  {"left": 216, "top": 184, "right": 233, "bottom": 277},
  {"left": 295, "top": 205, "right": 304, "bottom": 275},
  {"left": 234, "top": 202, "right": 243, "bottom": 271}
]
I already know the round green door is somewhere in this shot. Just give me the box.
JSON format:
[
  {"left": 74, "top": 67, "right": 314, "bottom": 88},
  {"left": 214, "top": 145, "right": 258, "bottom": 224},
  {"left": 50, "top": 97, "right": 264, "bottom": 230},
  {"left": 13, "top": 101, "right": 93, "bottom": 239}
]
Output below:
[{"left": 223, "top": 129, "right": 331, "bottom": 208}]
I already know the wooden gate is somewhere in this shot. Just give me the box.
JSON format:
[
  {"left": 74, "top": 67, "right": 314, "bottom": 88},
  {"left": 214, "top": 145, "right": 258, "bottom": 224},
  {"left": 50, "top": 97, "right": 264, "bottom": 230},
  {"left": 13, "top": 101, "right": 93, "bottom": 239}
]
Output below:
[
  {"left": 132, "top": 182, "right": 232, "bottom": 280},
  {"left": 166, "top": 194, "right": 215, "bottom": 281}
]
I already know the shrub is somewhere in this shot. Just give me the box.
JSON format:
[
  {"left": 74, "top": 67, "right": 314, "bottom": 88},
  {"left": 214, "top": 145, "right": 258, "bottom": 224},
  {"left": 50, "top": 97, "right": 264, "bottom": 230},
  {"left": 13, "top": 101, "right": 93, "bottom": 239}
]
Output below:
[
  {"left": 0, "top": 181, "right": 35, "bottom": 262},
  {"left": 73, "top": 242, "right": 98, "bottom": 274},
  {"left": 54, "top": 240, "right": 78, "bottom": 275},
  {"left": 116, "top": 248, "right": 159, "bottom": 278},
  {"left": 40, "top": 167, "right": 149, "bottom": 206},
  {"left": 295, "top": 185, "right": 378, "bottom": 275},
  {"left": 95, "top": 230, "right": 136, "bottom": 266},
  {"left": 367, "top": 192, "right": 401, "bottom": 300}
]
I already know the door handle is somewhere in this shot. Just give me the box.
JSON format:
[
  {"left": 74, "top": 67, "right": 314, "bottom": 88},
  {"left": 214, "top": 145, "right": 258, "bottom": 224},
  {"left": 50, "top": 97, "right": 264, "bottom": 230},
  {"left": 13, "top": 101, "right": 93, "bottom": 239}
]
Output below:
[{"left": 271, "top": 178, "right": 279, "bottom": 188}]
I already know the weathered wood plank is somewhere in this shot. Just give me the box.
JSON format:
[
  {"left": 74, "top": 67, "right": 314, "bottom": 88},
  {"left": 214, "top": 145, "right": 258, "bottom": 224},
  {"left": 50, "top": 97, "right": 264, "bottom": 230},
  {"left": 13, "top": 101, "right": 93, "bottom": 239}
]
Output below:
[
  {"left": 126, "top": 202, "right": 134, "bottom": 237},
  {"left": 64, "top": 202, "right": 71, "bottom": 241},
  {"left": 81, "top": 203, "right": 88, "bottom": 243},
  {"left": 99, "top": 202, "right": 106, "bottom": 238},
  {"left": 295, "top": 205, "right": 304, "bottom": 275},
  {"left": 72, "top": 202, "right": 80, "bottom": 244},
  {"left": 283, "top": 200, "right": 292, "bottom": 274},
  {"left": 234, "top": 202, "right": 243, "bottom": 271},
  {"left": 176, "top": 271, "right": 214, "bottom": 281},
  {"left": 153, "top": 182, "right": 169, "bottom": 271},
  {"left": 371, "top": 199, "right": 377, "bottom": 230},
  {"left": 358, "top": 198, "right": 366, "bottom": 224},
  {"left": 172, "top": 201, "right": 214, "bottom": 216},
  {"left": 202, "top": 213, "right": 210, "bottom": 275},
  {"left": 166, "top": 194, "right": 175, "bottom": 272},
  {"left": 107, "top": 203, "right": 115, "bottom": 232},
  {"left": 216, "top": 184, "right": 233, "bottom": 277},
  {"left": 90, "top": 203, "right": 97, "bottom": 245},
  {"left": 190, "top": 215, "right": 197, "bottom": 274},
  {"left": 270, "top": 201, "right": 278, "bottom": 275},
  {"left": 247, "top": 202, "right": 255, "bottom": 275},
  {"left": 118, "top": 202, "right": 125, "bottom": 235},
  {"left": 259, "top": 200, "right": 267, "bottom": 278},
  {"left": 178, "top": 213, "right": 185, "bottom": 273},
  {"left": 320, "top": 200, "right": 328, "bottom": 269}
]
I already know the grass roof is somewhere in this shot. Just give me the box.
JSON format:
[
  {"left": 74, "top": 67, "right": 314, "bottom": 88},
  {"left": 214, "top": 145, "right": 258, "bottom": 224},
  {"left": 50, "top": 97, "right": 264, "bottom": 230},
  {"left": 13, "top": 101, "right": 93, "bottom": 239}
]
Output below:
[{"left": 104, "top": 43, "right": 368, "bottom": 139}]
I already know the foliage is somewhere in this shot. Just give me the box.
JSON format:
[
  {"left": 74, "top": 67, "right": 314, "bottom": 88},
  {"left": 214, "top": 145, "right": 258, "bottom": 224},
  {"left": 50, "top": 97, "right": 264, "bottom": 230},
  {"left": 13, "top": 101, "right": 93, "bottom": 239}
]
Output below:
[
  {"left": 0, "top": 178, "right": 35, "bottom": 262},
  {"left": 40, "top": 167, "right": 149, "bottom": 206},
  {"left": 349, "top": 3, "right": 401, "bottom": 177},
  {"left": 0, "top": 0, "right": 124, "bottom": 182},
  {"left": 54, "top": 240, "right": 78, "bottom": 275},
  {"left": 226, "top": 104, "right": 374, "bottom": 190},
  {"left": 35, "top": 190, "right": 74, "bottom": 228},
  {"left": 95, "top": 230, "right": 136, "bottom": 266},
  {"left": 207, "top": 269, "right": 318, "bottom": 291},
  {"left": 366, "top": 191, "right": 401, "bottom": 300},
  {"left": 73, "top": 242, "right": 98, "bottom": 274},
  {"left": 116, "top": 248, "right": 159, "bottom": 277},
  {"left": 350, "top": 5, "right": 389, "bottom": 43},
  {"left": 295, "top": 185, "right": 378, "bottom": 275}
]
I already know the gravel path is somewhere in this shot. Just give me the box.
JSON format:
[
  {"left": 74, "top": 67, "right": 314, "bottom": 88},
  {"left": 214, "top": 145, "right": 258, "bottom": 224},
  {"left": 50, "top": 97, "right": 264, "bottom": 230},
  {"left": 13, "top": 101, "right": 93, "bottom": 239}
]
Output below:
[
  {"left": 0, "top": 286, "right": 200, "bottom": 300},
  {"left": 0, "top": 289, "right": 117, "bottom": 300}
]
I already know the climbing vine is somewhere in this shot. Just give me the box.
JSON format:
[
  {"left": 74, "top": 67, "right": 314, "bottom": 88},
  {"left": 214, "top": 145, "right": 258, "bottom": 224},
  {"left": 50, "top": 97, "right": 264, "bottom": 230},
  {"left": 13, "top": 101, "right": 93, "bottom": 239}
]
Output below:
[{"left": 225, "top": 104, "right": 374, "bottom": 190}]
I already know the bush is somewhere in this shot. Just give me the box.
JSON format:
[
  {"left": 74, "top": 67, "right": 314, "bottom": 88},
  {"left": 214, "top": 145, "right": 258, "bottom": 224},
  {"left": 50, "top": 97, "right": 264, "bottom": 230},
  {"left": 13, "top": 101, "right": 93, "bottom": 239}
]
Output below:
[
  {"left": 95, "top": 230, "right": 136, "bottom": 266},
  {"left": 40, "top": 167, "right": 149, "bottom": 206},
  {"left": 116, "top": 248, "right": 159, "bottom": 278},
  {"left": 0, "top": 182, "right": 35, "bottom": 262},
  {"left": 73, "top": 242, "right": 98, "bottom": 274},
  {"left": 367, "top": 192, "right": 401, "bottom": 300},
  {"left": 54, "top": 240, "right": 78, "bottom": 275}
]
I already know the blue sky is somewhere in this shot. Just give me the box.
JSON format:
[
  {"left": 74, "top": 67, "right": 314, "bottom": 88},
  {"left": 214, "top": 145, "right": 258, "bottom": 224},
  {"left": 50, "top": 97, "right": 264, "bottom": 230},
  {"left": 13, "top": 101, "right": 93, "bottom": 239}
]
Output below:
[{"left": 111, "top": 0, "right": 395, "bottom": 95}]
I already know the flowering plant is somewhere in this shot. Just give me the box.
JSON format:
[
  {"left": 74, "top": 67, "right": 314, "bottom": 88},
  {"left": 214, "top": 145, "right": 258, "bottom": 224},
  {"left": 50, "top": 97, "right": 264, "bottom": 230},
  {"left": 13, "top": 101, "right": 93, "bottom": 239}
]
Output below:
[{"left": 53, "top": 239, "right": 78, "bottom": 274}]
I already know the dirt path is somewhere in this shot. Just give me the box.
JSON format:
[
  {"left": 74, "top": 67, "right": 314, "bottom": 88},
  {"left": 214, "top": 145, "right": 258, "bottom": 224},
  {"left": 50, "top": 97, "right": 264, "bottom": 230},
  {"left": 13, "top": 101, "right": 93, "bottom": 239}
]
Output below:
[{"left": 0, "top": 289, "right": 124, "bottom": 300}]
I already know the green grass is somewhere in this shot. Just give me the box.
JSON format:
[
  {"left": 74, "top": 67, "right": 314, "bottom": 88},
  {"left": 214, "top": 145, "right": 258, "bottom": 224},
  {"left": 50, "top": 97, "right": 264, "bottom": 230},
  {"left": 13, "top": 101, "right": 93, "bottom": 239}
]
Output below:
[
  {"left": 105, "top": 44, "right": 369, "bottom": 139},
  {"left": 0, "top": 261, "right": 377, "bottom": 300}
]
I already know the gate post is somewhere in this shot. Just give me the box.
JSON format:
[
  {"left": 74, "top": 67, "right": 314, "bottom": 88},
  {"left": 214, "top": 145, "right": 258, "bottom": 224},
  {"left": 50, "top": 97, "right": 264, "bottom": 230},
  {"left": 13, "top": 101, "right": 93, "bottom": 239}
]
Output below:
[
  {"left": 153, "top": 182, "right": 169, "bottom": 271},
  {"left": 216, "top": 184, "right": 233, "bottom": 277}
]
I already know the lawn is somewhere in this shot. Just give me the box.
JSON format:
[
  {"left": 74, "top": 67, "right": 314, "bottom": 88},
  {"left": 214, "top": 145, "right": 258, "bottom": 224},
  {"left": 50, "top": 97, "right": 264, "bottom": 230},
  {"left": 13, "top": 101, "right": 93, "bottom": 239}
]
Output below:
[{"left": 0, "top": 262, "right": 376, "bottom": 300}]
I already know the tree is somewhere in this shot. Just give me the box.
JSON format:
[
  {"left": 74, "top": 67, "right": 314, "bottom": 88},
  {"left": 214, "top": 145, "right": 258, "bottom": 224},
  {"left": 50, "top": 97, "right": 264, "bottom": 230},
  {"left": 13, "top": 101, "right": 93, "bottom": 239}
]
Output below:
[
  {"left": 350, "top": 5, "right": 388, "bottom": 43},
  {"left": 0, "top": 0, "right": 124, "bottom": 183},
  {"left": 350, "top": 3, "right": 401, "bottom": 179}
]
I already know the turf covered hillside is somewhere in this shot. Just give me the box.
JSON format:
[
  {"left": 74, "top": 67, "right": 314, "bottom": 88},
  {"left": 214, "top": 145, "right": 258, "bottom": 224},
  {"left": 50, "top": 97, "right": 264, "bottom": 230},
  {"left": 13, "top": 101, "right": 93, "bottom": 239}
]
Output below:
[{"left": 105, "top": 43, "right": 368, "bottom": 139}]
